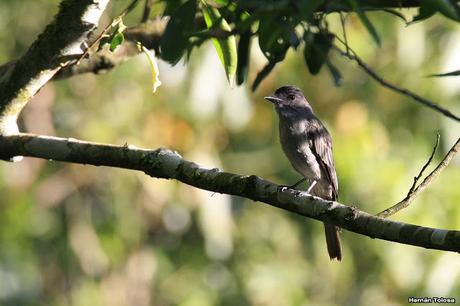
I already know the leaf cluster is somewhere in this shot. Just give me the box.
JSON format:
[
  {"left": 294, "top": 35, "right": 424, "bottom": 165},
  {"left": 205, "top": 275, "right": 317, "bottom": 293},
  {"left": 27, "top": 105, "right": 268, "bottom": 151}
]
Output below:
[{"left": 104, "top": 0, "right": 460, "bottom": 88}]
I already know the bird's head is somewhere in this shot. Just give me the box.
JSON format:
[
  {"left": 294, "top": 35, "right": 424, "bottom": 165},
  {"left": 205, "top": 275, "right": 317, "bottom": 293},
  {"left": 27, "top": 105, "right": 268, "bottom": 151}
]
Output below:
[{"left": 264, "top": 85, "right": 312, "bottom": 111}]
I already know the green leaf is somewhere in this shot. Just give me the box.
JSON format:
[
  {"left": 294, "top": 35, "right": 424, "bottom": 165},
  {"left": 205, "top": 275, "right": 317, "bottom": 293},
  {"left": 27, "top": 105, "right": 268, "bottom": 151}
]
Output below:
[
  {"left": 381, "top": 8, "right": 408, "bottom": 24},
  {"left": 258, "top": 15, "right": 291, "bottom": 61},
  {"left": 252, "top": 60, "right": 277, "bottom": 91},
  {"left": 160, "top": 0, "right": 197, "bottom": 65},
  {"left": 411, "top": 2, "right": 436, "bottom": 23},
  {"left": 201, "top": 1, "right": 238, "bottom": 86},
  {"left": 428, "top": 70, "right": 460, "bottom": 77},
  {"left": 303, "top": 32, "right": 334, "bottom": 75},
  {"left": 110, "top": 32, "right": 124, "bottom": 52},
  {"left": 411, "top": 0, "right": 460, "bottom": 23},
  {"left": 326, "top": 60, "right": 342, "bottom": 86},
  {"left": 347, "top": 0, "right": 381, "bottom": 46},
  {"left": 213, "top": 0, "right": 229, "bottom": 5},
  {"left": 298, "top": 0, "right": 325, "bottom": 22},
  {"left": 236, "top": 31, "right": 251, "bottom": 86},
  {"left": 426, "top": 0, "right": 460, "bottom": 21}
]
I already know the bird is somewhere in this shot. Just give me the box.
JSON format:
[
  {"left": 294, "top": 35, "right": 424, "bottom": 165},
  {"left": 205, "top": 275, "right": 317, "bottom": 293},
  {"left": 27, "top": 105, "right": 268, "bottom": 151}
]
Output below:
[{"left": 265, "top": 85, "right": 342, "bottom": 261}]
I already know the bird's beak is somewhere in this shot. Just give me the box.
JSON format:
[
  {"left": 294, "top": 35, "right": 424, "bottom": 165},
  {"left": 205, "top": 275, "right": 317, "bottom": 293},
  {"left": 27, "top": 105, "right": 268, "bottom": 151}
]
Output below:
[{"left": 264, "top": 96, "right": 283, "bottom": 104}]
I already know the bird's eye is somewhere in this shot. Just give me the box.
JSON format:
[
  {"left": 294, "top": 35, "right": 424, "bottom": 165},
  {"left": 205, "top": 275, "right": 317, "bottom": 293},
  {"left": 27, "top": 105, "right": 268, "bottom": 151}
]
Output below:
[{"left": 288, "top": 94, "right": 295, "bottom": 100}]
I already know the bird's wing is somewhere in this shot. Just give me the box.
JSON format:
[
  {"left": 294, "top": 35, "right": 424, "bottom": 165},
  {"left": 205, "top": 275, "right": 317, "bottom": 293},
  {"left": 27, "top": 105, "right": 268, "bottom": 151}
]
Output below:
[{"left": 309, "top": 118, "right": 338, "bottom": 200}]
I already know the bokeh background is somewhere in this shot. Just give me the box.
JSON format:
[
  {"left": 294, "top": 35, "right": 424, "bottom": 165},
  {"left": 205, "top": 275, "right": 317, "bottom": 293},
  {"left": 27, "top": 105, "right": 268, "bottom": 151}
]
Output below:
[{"left": 1, "top": 1, "right": 460, "bottom": 305}]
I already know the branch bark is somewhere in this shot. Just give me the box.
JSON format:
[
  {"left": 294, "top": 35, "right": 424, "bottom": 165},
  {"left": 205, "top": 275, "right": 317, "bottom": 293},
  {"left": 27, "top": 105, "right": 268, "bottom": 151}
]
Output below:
[
  {"left": 1, "top": 133, "right": 460, "bottom": 253},
  {"left": 54, "top": 20, "right": 166, "bottom": 80},
  {"left": 0, "top": 0, "right": 110, "bottom": 135}
]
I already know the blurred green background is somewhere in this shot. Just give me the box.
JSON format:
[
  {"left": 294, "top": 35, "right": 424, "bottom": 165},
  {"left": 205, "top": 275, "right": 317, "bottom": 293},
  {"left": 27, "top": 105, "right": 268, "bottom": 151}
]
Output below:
[{"left": 1, "top": 1, "right": 460, "bottom": 305}]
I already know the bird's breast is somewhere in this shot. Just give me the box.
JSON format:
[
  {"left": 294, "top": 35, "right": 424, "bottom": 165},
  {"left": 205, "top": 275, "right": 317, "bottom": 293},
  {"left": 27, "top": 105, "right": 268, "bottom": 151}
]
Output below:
[{"left": 278, "top": 118, "right": 321, "bottom": 180}]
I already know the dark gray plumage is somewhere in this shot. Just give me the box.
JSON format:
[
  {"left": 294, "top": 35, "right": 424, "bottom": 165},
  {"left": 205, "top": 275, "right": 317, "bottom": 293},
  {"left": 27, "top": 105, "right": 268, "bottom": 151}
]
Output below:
[{"left": 265, "top": 85, "right": 342, "bottom": 261}]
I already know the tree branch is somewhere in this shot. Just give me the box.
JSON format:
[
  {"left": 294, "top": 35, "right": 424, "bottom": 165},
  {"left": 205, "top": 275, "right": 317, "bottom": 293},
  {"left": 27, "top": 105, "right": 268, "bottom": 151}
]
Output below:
[
  {"left": 1, "top": 133, "right": 460, "bottom": 253},
  {"left": 378, "top": 135, "right": 460, "bottom": 218},
  {"left": 333, "top": 44, "right": 460, "bottom": 123},
  {"left": 0, "top": 0, "right": 110, "bottom": 135},
  {"left": 54, "top": 20, "right": 166, "bottom": 80}
]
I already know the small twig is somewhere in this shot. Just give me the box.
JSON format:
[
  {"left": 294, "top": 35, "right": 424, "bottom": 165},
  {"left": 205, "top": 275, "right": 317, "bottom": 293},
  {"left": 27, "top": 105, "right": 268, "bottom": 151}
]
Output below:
[
  {"left": 332, "top": 37, "right": 460, "bottom": 123},
  {"left": 377, "top": 136, "right": 460, "bottom": 218},
  {"left": 74, "top": 0, "right": 142, "bottom": 66},
  {"left": 339, "top": 13, "right": 349, "bottom": 55},
  {"left": 407, "top": 132, "right": 440, "bottom": 194}
]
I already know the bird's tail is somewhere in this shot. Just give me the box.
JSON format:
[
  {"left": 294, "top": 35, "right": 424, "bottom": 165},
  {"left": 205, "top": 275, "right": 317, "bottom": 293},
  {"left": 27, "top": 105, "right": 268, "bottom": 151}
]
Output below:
[{"left": 324, "top": 222, "right": 342, "bottom": 261}]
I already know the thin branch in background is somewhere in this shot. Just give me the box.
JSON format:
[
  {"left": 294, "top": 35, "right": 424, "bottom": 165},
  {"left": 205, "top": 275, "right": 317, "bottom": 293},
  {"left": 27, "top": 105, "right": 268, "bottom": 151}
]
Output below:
[
  {"left": 332, "top": 37, "right": 460, "bottom": 123},
  {"left": 340, "top": 13, "right": 350, "bottom": 55},
  {"left": 407, "top": 132, "right": 440, "bottom": 194},
  {"left": 141, "top": 0, "right": 154, "bottom": 22},
  {"left": 377, "top": 135, "right": 460, "bottom": 218}
]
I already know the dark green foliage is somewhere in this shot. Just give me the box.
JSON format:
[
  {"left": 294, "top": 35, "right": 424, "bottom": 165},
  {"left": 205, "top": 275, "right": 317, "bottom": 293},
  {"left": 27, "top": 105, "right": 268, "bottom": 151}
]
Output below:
[
  {"left": 151, "top": 0, "right": 460, "bottom": 89},
  {"left": 160, "top": 0, "right": 197, "bottom": 64},
  {"left": 257, "top": 14, "right": 292, "bottom": 62},
  {"left": 236, "top": 31, "right": 251, "bottom": 85},
  {"left": 303, "top": 32, "right": 334, "bottom": 75}
]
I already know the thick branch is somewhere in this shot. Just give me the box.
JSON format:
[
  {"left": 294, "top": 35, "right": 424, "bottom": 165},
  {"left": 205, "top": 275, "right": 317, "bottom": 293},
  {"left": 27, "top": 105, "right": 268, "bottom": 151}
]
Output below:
[
  {"left": 1, "top": 133, "right": 460, "bottom": 253},
  {"left": 0, "top": 0, "right": 110, "bottom": 135}
]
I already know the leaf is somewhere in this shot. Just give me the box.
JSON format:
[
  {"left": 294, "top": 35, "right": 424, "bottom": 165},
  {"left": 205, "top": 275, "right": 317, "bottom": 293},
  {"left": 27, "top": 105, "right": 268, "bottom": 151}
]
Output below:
[
  {"left": 100, "top": 18, "right": 126, "bottom": 52},
  {"left": 298, "top": 0, "right": 325, "bottom": 22},
  {"left": 110, "top": 32, "right": 124, "bottom": 52},
  {"left": 201, "top": 1, "right": 238, "bottom": 86},
  {"left": 258, "top": 15, "right": 291, "bottom": 61},
  {"left": 427, "top": 0, "right": 460, "bottom": 21},
  {"left": 410, "top": 2, "right": 436, "bottom": 23},
  {"left": 326, "top": 60, "right": 342, "bottom": 86},
  {"left": 213, "top": 0, "right": 229, "bottom": 5},
  {"left": 138, "top": 43, "right": 162, "bottom": 93},
  {"left": 236, "top": 31, "right": 251, "bottom": 86},
  {"left": 346, "top": 0, "right": 381, "bottom": 46},
  {"left": 303, "top": 32, "right": 334, "bottom": 75},
  {"left": 251, "top": 60, "right": 277, "bottom": 91},
  {"left": 411, "top": 0, "right": 460, "bottom": 23},
  {"left": 381, "top": 8, "right": 408, "bottom": 24},
  {"left": 160, "top": 0, "right": 197, "bottom": 65},
  {"left": 428, "top": 70, "right": 460, "bottom": 77}
]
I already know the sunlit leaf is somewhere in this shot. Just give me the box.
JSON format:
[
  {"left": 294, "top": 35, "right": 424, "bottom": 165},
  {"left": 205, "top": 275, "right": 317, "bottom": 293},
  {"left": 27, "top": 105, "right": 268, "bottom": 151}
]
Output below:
[
  {"left": 138, "top": 43, "right": 162, "bottom": 93},
  {"left": 201, "top": 1, "right": 238, "bottom": 87},
  {"left": 110, "top": 32, "right": 124, "bottom": 52}
]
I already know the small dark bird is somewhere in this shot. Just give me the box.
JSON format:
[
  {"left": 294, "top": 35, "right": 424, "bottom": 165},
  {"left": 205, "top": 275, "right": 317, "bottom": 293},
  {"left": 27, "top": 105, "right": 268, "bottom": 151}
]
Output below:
[{"left": 265, "top": 85, "right": 342, "bottom": 261}]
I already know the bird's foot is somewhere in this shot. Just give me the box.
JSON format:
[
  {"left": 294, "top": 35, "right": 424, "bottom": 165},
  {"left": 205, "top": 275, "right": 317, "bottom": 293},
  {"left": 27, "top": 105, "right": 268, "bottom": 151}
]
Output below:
[{"left": 277, "top": 185, "right": 290, "bottom": 193}]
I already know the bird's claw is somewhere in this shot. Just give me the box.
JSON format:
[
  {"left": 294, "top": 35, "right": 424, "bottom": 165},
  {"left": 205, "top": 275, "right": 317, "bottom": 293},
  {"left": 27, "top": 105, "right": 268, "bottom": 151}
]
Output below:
[{"left": 277, "top": 185, "right": 290, "bottom": 192}]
